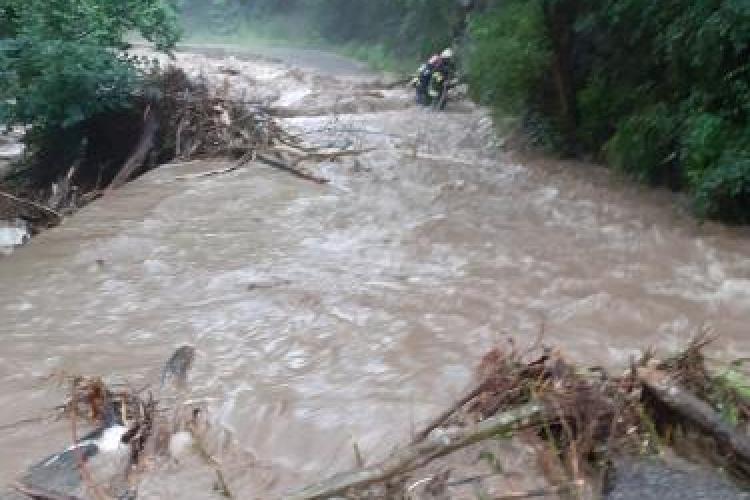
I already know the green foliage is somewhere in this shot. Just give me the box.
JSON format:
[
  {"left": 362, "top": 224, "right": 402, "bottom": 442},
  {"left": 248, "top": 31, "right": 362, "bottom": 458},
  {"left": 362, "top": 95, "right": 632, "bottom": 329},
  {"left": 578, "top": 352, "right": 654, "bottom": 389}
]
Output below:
[
  {"left": 466, "top": 1, "right": 549, "bottom": 114},
  {"left": 0, "top": 0, "right": 180, "bottom": 133},
  {"left": 591, "top": 0, "right": 750, "bottom": 220},
  {"left": 685, "top": 120, "right": 750, "bottom": 222},
  {"left": 606, "top": 104, "right": 679, "bottom": 186},
  {"left": 464, "top": 0, "right": 750, "bottom": 222},
  {"left": 576, "top": 74, "right": 632, "bottom": 153}
]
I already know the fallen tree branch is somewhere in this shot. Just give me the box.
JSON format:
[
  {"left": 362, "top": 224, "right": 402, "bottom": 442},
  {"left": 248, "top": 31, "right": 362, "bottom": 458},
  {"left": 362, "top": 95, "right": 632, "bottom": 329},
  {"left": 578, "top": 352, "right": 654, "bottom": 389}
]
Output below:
[
  {"left": 256, "top": 153, "right": 329, "bottom": 185},
  {"left": 191, "top": 429, "right": 233, "bottom": 498},
  {"left": 269, "top": 142, "right": 319, "bottom": 157},
  {"left": 282, "top": 148, "right": 376, "bottom": 165},
  {"left": 411, "top": 382, "right": 487, "bottom": 444},
  {"left": 638, "top": 368, "right": 750, "bottom": 473},
  {"left": 273, "top": 136, "right": 321, "bottom": 154},
  {"left": 413, "top": 152, "right": 495, "bottom": 168},
  {"left": 283, "top": 402, "right": 547, "bottom": 500},
  {"left": 0, "top": 190, "right": 62, "bottom": 220},
  {"left": 175, "top": 152, "right": 254, "bottom": 180},
  {"left": 174, "top": 151, "right": 331, "bottom": 184}
]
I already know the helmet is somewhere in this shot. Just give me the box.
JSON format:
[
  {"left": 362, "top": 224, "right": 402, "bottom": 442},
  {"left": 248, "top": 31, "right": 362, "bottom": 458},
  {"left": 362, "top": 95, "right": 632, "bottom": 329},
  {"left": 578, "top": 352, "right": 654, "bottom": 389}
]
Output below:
[
  {"left": 441, "top": 48, "right": 454, "bottom": 59},
  {"left": 428, "top": 55, "right": 441, "bottom": 66}
]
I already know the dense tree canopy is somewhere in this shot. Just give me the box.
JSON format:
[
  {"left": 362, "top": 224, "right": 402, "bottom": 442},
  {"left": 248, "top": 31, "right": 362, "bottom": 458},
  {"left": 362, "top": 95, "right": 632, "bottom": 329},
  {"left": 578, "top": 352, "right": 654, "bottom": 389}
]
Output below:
[
  {"left": 0, "top": 0, "right": 180, "bottom": 131},
  {"left": 469, "top": 0, "right": 749, "bottom": 221}
]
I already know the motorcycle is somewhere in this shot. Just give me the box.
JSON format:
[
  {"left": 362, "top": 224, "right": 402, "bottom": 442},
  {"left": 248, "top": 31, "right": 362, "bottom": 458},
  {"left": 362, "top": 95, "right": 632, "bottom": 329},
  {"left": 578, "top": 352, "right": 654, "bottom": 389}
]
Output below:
[
  {"left": 411, "top": 67, "right": 457, "bottom": 111},
  {"left": 428, "top": 70, "right": 459, "bottom": 111}
]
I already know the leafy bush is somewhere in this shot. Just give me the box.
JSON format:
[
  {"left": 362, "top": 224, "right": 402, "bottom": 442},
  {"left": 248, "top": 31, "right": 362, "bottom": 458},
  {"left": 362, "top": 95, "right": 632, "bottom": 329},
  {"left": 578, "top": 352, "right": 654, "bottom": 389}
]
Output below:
[
  {"left": 606, "top": 104, "right": 679, "bottom": 186},
  {"left": 466, "top": 0, "right": 549, "bottom": 114},
  {"left": 683, "top": 116, "right": 750, "bottom": 221},
  {"left": 470, "top": 0, "right": 750, "bottom": 222},
  {"left": 576, "top": 74, "right": 633, "bottom": 154},
  {"left": 0, "top": 0, "right": 180, "bottom": 142}
]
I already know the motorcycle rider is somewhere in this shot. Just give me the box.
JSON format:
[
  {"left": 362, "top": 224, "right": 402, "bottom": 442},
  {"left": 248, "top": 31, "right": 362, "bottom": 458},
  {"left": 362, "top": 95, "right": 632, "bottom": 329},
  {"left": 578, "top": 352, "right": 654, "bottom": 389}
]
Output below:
[
  {"left": 428, "top": 48, "right": 457, "bottom": 110},
  {"left": 412, "top": 54, "right": 441, "bottom": 106},
  {"left": 411, "top": 48, "right": 457, "bottom": 109}
]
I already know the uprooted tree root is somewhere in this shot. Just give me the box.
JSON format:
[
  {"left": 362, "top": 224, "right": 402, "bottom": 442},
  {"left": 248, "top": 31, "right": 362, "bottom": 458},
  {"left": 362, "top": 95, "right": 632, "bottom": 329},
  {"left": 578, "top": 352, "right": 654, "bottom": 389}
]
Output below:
[{"left": 288, "top": 335, "right": 750, "bottom": 499}]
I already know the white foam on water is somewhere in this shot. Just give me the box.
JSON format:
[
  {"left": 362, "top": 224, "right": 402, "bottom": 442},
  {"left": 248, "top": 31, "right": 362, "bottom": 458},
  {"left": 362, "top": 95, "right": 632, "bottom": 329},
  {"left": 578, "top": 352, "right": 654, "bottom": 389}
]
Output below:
[{"left": 0, "top": 219, "right": 29, "bottom": 255}]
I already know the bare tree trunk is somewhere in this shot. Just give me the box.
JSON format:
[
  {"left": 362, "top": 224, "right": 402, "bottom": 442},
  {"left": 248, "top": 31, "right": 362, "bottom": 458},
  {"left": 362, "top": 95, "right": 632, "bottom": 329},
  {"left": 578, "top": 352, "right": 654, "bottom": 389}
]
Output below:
[{"left": 542, "top": 0, "right": 578, "bottom": 152}]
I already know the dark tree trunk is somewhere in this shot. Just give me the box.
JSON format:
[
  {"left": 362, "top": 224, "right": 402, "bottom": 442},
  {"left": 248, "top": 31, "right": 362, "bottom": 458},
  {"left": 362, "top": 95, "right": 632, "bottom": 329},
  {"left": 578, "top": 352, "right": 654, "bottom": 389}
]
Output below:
[{"left": 542, "top": 0, "right": 579, "bottom": 154}]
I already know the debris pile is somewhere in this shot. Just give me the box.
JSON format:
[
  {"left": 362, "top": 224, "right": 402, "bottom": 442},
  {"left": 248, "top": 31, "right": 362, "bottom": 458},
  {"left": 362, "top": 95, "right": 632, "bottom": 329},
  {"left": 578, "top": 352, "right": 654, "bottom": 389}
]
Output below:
[
  {"left": 4, "top": 337, "right": 750, "bottom": 499},
  {"left": 0, "top": 64, "right": 370, "bottom": 246},
  {"left": 289, "top": 334, "right": 750, "bottom": 499},
  {"left": 153, "top": 67, "right": 280, "bottom": 161},
  {"left": 3, "top": 347, "right": 209, "bottom": 500}
]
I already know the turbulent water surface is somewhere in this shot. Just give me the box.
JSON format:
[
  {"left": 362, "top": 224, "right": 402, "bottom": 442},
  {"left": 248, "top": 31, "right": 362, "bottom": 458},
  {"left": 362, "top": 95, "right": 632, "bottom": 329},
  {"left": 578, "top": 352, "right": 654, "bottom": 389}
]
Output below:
[{"left": 1, "top": 46, "right": 750, "bottom": 497}]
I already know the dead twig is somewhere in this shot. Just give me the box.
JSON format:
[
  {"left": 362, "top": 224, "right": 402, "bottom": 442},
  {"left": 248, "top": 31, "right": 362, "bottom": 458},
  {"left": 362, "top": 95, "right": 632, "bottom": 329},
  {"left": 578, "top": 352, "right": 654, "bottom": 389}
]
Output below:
[
  {"left": 278, "top": 148, "right": 376, "bottom": 167},
  {"left": 256, "top": 153, "right": 329, "bottom": 184},
  {"left": 175, "top": 152, "right": 255, "bottom": 180},
  {"left": 190, "top": 428, "right": 233, "bottom": 498}
]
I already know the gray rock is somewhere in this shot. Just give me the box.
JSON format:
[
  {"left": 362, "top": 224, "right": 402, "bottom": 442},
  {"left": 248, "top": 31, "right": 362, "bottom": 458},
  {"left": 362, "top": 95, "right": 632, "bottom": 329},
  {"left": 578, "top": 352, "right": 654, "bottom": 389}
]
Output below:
[
  {"left": 14, "top": 425, "right": 133, "bottom": 499},
  {"left": 606, "top": 458, "right": 749, "bottom": 500},
  {"left": 161, "top": 345, "right": 196, "bottom": 389}
]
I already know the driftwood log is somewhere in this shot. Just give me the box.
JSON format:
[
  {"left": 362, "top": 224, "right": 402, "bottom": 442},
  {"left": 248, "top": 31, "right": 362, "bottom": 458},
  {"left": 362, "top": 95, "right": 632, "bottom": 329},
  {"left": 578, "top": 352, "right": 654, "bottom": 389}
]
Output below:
[
  {"left": 639, "top": 368, "right": 750, "bottom": 473},
  {"left": 283, "top": 402, "right": 547, "bottom": 500}
]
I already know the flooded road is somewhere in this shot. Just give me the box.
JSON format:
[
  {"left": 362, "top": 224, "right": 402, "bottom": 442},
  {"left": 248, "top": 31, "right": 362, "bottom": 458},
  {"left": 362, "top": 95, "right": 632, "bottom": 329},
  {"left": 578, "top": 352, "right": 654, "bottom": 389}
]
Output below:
[{"left": 1, "top": 47, "right": 750, "bottom": 497}]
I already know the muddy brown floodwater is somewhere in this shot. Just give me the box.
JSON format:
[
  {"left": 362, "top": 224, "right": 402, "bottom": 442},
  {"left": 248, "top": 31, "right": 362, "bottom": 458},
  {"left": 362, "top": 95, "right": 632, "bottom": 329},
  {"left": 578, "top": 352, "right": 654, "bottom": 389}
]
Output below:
[{"left": 1, "top": 46, "right": 750, "bottom": 498}]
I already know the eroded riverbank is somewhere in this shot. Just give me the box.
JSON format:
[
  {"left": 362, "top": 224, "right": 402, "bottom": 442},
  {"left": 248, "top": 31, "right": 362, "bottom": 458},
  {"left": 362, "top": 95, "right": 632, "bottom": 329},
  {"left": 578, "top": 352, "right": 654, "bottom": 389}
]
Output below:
[{"left": 1, "top": 46, "right": 750, "bottom": 497}]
